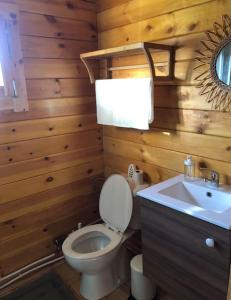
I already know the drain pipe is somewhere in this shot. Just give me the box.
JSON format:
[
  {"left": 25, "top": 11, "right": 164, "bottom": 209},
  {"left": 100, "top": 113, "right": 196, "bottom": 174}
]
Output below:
[{"left": 0, "top": 218, "right": 101, "bottom": 290}]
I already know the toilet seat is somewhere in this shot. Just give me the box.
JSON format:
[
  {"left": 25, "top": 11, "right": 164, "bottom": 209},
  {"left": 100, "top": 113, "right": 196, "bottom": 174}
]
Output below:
[{"left": 62, "top": 224, "right": 122, "bottom": 260}]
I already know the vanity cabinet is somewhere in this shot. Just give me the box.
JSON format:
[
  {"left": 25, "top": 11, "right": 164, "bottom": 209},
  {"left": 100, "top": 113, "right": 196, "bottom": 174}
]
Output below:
[{"left": 140, "top": 198, "right": 231, "bottom": 300}]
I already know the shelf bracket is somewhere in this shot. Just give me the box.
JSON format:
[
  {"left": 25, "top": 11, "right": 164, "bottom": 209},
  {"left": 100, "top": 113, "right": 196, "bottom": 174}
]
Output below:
[
  {"left": 81, "top": 57, "right": 95, "bottom": 84},
  {"left": 142, "top": 45, "right": 156, "bottom": 84}
]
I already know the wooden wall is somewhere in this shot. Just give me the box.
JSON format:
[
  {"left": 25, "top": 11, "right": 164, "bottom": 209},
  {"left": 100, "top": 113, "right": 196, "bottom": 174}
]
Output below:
[
  {"left": 97, "top": 0, "right": 231, "bottom": 185},
  {"left": 1, "top": 0, "right": 231, "bottom": 279},
  {"left": 0, "top": 0, "right": 103, "bottom": 276}
]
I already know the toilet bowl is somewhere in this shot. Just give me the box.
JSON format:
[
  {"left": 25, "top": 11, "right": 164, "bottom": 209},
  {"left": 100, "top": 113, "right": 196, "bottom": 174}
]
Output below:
[
  {"left": 63, "top": 224, "right": 122, "bottom": 273},
  {"left": 62, "top": 174, "right": 137, "bottom": 300},
  {"left": 63, "top": 224, "right": 123, "bottom": 299}
]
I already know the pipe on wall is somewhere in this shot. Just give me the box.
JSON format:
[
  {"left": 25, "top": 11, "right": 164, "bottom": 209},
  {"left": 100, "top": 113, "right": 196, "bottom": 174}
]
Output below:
[
  {"left": 0, "top": 256, "right": 64, "bottom": 290},
  {"left": 0, "top": 253, "right": 56, "bottom": 283}
]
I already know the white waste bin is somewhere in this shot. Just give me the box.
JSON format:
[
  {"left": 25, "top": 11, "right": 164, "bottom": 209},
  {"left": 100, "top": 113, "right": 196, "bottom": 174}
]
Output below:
[{"left": 130, "top": 254, "right": 156, "bottom": 300}]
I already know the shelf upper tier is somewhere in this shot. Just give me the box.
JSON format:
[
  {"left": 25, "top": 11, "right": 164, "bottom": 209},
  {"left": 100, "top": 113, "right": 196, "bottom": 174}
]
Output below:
[
  {"left": 80, "top": 42, "right": 173, "bottom": 60},
  {"left": 80, "top": 42, "right": 175, "bottom": 83}
]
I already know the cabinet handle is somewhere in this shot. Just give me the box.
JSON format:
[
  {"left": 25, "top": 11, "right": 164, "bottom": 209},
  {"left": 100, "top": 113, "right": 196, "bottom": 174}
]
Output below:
[{"left": 205, "top": 238, "right": 215, "bottom": 248}]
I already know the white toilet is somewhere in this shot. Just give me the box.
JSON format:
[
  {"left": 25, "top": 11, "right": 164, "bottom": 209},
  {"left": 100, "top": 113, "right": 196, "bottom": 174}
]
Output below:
[{"left": 62, "top": 174, "right": 140, "bottom": 300}]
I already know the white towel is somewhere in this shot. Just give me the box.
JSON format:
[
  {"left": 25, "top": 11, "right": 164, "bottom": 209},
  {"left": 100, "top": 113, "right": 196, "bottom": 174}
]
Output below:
[{"left": 95, "top": 78, "right": 153, "bottom": 130}]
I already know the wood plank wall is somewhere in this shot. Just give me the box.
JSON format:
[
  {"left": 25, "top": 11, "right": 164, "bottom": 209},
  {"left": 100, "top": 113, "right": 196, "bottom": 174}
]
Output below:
[
  {"left": 0, "top": 0, "right": 103, "bottom": 276},
  {"left": 97, "top": 0, "right": 231, "bottom": 185}
]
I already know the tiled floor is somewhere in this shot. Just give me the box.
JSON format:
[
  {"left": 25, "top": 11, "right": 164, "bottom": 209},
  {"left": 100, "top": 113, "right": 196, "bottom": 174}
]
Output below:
[{"left": 0, "top": 261, "right": 172, "bottom": 300}]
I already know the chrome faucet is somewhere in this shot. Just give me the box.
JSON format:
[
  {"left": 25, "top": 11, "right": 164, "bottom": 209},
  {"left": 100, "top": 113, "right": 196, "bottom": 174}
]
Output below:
[{"left": 204, "top": 170, "right": 220, "bottom": 187}]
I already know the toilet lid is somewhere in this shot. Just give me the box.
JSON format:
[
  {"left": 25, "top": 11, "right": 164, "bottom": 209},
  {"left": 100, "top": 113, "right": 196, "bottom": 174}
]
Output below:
[{"left": 99, "top": 174, "right": 133, "bottom": 233}]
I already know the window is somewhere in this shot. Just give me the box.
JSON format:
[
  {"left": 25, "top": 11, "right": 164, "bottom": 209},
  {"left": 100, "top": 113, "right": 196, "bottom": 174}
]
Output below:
[
  {"left": 0, "top": 3, "right": 28, "bottom": 112},
  {"left": 0, "top": 62, "right": 4, "bottom": 86}
]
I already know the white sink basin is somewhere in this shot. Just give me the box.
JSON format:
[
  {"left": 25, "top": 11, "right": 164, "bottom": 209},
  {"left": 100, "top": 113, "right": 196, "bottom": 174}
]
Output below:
[
  {"left": 160, "top": 181, "right": 231, "bottom": 213},
  {"left": 137, "top": 175, "right": 231, "bottom": 229}
]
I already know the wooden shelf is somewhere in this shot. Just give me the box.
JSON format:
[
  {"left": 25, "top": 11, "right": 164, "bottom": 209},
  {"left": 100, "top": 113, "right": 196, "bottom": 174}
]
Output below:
[{"left": 80, "top": 42, "right": 175, "bottom": 84}]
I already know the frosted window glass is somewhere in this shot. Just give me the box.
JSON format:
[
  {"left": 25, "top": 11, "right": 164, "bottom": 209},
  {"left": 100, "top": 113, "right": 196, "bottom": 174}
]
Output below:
[{"left": 0, "top": 62, "right": 4, "bottom": 86}]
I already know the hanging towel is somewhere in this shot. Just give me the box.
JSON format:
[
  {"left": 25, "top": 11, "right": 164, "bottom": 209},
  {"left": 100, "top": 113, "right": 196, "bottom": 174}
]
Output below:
[{"left": 95, "top": 78, "right": 153, "bottom": 130}]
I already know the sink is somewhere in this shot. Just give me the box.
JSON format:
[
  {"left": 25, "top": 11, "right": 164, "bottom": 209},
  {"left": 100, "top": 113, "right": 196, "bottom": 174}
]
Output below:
[
  {"left": 137, "top": 175, "right": 231, "bottom": 229},
  {"left": 160, "top": 181, "right": 231, "bottom": 213}
]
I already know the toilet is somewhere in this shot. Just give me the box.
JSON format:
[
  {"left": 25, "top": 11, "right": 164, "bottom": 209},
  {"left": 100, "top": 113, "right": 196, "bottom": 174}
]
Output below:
[{"left": 62, "top": 174, "right": 140, "bottom": 300}]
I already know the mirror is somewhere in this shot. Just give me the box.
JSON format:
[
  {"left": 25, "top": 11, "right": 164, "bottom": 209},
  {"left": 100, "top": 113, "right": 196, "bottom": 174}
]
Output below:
[
  {"left": 216, "top": 41, "right": 231, "bottom": 86},
  {"left": 194, "top": 15, "right": 231, "bottom": 112}
]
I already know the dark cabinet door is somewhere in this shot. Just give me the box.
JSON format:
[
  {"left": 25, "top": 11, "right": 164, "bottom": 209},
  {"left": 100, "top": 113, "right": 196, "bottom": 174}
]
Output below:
[{"left": 141, "top": 198, "right": 231, "bottom": 300}]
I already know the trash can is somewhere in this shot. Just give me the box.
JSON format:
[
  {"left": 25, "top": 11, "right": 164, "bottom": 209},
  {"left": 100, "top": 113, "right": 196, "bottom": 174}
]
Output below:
[{"left": 130, "top": 254, "right": 156, "bottom": 300}]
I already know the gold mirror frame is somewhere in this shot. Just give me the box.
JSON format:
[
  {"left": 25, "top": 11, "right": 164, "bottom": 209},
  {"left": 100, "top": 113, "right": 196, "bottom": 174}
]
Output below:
[{"left": 194, "top": 15, "right": 231, "bottom": 112}]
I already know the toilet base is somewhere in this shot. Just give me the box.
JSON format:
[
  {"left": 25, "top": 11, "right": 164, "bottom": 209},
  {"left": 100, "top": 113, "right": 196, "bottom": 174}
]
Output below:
[
  {"left": 80, "top": 267, "right": 118, "bottom": 300},
  {"left": 80, "top": 245, "right": 132, "bottom": 300}
]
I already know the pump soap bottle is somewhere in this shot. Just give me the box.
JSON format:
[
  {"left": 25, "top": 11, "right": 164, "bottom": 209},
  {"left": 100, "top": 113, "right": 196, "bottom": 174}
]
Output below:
[{"left": 184, "top": 155, "right": 195, "bottom": 181}]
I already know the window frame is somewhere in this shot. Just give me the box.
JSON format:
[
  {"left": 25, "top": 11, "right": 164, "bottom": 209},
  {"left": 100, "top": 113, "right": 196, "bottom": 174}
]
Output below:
[{"left": 0, "top": 2, "right": 28, "bottom": 112}]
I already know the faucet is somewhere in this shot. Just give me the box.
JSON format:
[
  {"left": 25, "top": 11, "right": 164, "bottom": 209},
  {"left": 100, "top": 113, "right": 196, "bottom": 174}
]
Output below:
[{"left": 203, "top": 170, "right": 220, "bottom": 187}]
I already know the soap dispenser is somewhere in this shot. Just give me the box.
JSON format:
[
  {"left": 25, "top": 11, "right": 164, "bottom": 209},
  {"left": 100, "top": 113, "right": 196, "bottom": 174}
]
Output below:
[{"left": 184, "top": 155, "right": 195, "bottom": 181}]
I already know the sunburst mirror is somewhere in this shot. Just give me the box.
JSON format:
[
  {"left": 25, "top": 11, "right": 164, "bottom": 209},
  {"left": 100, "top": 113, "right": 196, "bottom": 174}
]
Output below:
[{"left": 194, "top": 15, "right": 231, "bottom": 111}]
